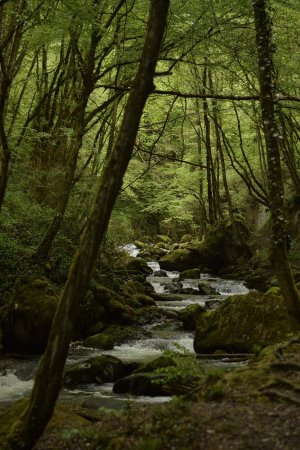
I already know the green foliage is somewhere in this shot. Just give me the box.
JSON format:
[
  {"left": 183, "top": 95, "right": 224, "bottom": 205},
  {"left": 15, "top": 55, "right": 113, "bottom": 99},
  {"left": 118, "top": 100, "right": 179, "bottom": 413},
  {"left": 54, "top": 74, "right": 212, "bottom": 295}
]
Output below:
[
  {"left": 206, "top": 381, "right": 225, "bottom": 400},
  {"left": 153, "top": 348, "right": 205, "bottom": 386}
]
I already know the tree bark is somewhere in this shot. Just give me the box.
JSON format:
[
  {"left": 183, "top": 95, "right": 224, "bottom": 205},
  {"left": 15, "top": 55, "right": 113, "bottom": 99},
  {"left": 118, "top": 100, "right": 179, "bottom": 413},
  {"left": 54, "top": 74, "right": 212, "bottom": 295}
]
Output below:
[
  {"left": 252, "top": 0, "right": 300, "bottom": 325},
  {"left": 5, "top": 1, "right": 170, "bottom": 449}
]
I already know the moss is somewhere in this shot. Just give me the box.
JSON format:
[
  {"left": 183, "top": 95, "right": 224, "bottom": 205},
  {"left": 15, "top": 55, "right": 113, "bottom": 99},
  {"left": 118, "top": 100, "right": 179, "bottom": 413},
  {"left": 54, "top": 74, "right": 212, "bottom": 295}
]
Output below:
[
  {"left": 132, "top": 294, "right": 156, "bottom": 307},
  {"left": 134, "top": 355, "right": 176, "bottom": 374},
  {"left": 64, "top": 355, "right": 125, "bottom": 386},
  {"left": 266, "top": 286, "right": 281, "bottom": 295},
  {"left": 179, "top": 268, "right": 201, "bottom": 280},
  {"left": 114, "top": 256, "right": 152, "bottom": 276},
  {"left": 192, "top": 218, "right": 253, "bottom": 273},
  {"left": 98, "top": 324, "right": 150, "bottom": 345},
  {"left": 120, "top": 280, "right": 146, "bottom": 296},
  {"left": 155, "top": 235, "right": 172, "bottom": 244},
  {"left": 180, "top": 234, "right": 193, "bottom": 243},
  {"left": 194, "top": 291, "right": 294, "bottom": 353},
  {"left": 178, "top": 304, "right": 206, "bottom": 329},
  {"left": 2, "top": 277, "right": 59, "bottom": 353},
  {"left": 83, "top": 333, "right": 114, "bottom": 350},
  {"left": 159, "top": 248, "right": 199, "bottom": 271}
]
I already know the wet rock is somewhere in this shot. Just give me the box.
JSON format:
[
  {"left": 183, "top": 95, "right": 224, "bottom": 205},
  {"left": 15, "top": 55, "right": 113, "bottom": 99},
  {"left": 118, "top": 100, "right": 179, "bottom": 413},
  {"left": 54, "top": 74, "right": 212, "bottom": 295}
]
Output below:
[
  {"left": 195, "top": 218, "right": 253, "bottom": 273},
  {"left": 113, "top": 372, "right": 168, "bottom": 396},
  {"left": 179, "top": 268, "right": 201, "bottom": 280},
  {"left": 194, "top": 291, "right": 295, "bottom": 353},
  {"left": 131, "top": 294, "right": 156, "bottom": 307},
  {"left": 115, "top": 256, "right": 152, "bottom": 276},
  {"left": 92, "top": 285, "right": 134, "bottom": 324},
  {"left": 198, "top": 282, "right": 219, "bottom": 296},
  {"left": 164, "top": 282, "right": 183, "bottom": 294},
  {"left": 2, "top": 277, "right": 59, "bottom": 353},
  {"left": 64, "top": 355, "right": 126, "bottom": 387},
  {"left": 139, "top": 247, "right": 166, "bottom": 260},
  {"left": 82, "top": 333, "right": 114, "bottom": 350},
  {"left": 120, "top": 280, "right": 146, "bottom": 296},
  {"left": 134, "top": 240, "right": 148, "bottom": 249},
  {"left": 180, "top": 287, "right": 200, "bottom": 295},
  {"left": 154, "top": 269, "right": 168, "bottom": 277},
  {"left": 134, "top": 355, "right": 176, "bottom": 374},
  {"left": 91, "top": 324, "right": 151, "bottom": 346},
  {"left": 205, "top": 299, "right": 222, "bottom": 310},
  {"left": 178, "top": 304, "right": 206, "bottom": 329},
  {"left": 159, "top": 248, "right": 199, "bottom": 272}
]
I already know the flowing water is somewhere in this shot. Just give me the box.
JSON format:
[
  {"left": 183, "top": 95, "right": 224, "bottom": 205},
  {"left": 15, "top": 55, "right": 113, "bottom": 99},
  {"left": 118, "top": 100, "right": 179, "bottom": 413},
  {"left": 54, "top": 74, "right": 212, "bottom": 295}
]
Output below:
[{"left": 0, "top": 244, "right": 249, "bottom": 409}]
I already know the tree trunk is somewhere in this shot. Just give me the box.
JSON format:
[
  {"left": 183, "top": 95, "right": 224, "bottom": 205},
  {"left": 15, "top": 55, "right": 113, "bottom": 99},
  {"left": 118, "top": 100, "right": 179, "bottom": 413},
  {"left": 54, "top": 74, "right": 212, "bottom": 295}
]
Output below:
[
  {"left": 252, "top": 0, "right": 300, "bottom": 326},
  {"left": 5, "top": 1, "right": 170, "bottom": 449},
  {"left": 202, "top": 62, "right": 216, "bottom": 225}
]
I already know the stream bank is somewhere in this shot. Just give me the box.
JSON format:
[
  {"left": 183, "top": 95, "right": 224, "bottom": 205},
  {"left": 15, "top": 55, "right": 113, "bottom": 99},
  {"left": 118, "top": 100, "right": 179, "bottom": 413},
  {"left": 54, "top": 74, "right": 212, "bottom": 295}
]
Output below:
[{"left": 0, "top": 243, "right": 250, "bottom": 411}]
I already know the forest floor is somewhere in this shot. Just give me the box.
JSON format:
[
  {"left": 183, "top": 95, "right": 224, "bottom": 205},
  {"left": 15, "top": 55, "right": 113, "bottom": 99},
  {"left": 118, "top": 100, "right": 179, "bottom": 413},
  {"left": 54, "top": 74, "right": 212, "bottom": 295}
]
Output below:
[{"left": 33, "top": 337, "right": 300, "bottom": 450}]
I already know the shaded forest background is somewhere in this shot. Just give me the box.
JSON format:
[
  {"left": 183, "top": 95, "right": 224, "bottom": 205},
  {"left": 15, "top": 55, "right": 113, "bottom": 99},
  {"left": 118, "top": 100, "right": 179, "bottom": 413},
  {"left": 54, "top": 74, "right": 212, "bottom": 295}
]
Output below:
[{"left": 1, "top": 0, "right": 300, "bottom": 292}]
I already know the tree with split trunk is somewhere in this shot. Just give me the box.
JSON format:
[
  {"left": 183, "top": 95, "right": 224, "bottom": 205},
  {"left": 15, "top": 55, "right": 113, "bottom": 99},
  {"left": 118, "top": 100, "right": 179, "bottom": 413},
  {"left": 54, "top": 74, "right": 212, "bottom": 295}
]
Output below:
[
  {"left": 3, "top": 1, "right": 170, "bottom": 449},
  {"left": 252, "top": 0, "right": 300, "bottom": 326}
]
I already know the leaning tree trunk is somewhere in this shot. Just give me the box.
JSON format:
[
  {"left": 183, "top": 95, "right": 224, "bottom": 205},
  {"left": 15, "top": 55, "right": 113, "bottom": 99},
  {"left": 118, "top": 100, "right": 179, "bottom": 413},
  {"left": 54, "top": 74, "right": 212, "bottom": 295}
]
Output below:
[
  {"left": 253, "top": 0, "right": 300, "bottom": 325},
  {"left": 5, "top": 1, "right": 170, "bottom": 449}
]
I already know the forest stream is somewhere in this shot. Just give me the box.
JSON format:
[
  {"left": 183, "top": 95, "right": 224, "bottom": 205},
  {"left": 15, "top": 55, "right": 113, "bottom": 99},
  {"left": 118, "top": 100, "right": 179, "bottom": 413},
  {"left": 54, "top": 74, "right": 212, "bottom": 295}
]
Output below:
[{"left": 0, "top": 244, "right": 250, "bottom": 411}]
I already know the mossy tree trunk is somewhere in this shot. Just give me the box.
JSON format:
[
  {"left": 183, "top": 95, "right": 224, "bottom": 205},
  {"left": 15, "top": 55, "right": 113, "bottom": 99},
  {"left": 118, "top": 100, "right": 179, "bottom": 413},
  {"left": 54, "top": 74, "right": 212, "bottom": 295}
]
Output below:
[
  {"left": 0, "top": 0, "right": 27, "bottom": 211},
  {"left": 253, "top": 0, "right": 300, "bottom": 326},
  {"left": 4, "top": 1, "right": 170, "bottom": 449}
]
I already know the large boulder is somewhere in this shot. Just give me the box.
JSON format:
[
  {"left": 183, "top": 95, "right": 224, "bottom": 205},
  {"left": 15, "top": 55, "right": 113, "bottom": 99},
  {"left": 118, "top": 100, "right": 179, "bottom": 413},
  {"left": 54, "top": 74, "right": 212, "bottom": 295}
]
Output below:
[
  {"left": 194, "top": 291, "right": 294, "bottom": 353},
  {"left": 2, "top": 277, "right": 59, "bottom": 353},
  {"left": 63, "top": 355, "right": 127, "bottom": 387},
  {"left": 159, "top": 248, "right": 199, "bottom": 271},
  {"left": 114, "top": 256, "right": 152, "bottom": 276},
  {"left": 196, "top": 218, "right": 252, "bottom": 273},
  {"left": 179, "top": 268, "right": 201, "bottom": 280},
  {"left": 92, "top": 285, "right": 134, "bottom": 324},
  {"left": 113, "top": 372, "right": 168, "bottom": 396},
  {"left": 178, "top": 304, "right": 206, "bottom": 329},
  {"left": 113, "top": 355, "right": 176, "bottom": 396},
  {"left": 83, "top": 324, "right": 151, "bottom": 348},
  {"left": 197, "top": 282, "right": 219, "bottom": 296},
  {"left": 161, "top": 219, "right": 252, "bottom": 274}
]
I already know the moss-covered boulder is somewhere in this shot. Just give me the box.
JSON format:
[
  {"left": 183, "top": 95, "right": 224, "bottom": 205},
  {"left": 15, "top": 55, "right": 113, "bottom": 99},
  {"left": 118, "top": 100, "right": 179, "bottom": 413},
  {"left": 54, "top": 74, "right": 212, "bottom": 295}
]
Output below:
[
  {"left": 115, "top": 256, "right": 152, "bottom": 276},
  {"left": 90, "top": 324, "right": 151, "bottom": 346},
  {"left": 138, "top": 247, "right": 166, "bottom": 261},
  {"left": 195, "top": 218, "right": 253, "bottom": 273},
  {"left": 82, "top": 333, "right": 114, "bottom": 350},
  {"left": 64, "top": 355, "right": 126, "bottom": 387},
  {"left": 179, "top": 268, "right": 201, "bottom": 280},
  {"left": 92, "top": 285, "right": 134, "bottom": 324},
  {"left": 180, "top": 234, "right": 193, "bottom": 243},
  {"left": 178, "top": 304, "right": 206, "bottom": 329},
  {"left": 120, "top": 280, "right": 146, "bottom": 296},
  {"left": 159, "top": 248, "right": 199, "bottom": 272},
  {"left": 197, "top": 282, "right": 219, "bottom": 296},
  {"left": 2, "top": 277, "right": 59, "bottom": 353},
  {"left": 77, "top": 290, "right": 106, "bottom": 336},
  {"left": 131, "top": 294, "right": 156, "bottom": 307},
  {"left": 113, "top": 372, "right": 169, "bottom": 396},
  {"left": 155, "top": 235, "right": 172, "bottom": 244},
  {"left": 194, "top": 291, "right": 294, "bottom": 353}
]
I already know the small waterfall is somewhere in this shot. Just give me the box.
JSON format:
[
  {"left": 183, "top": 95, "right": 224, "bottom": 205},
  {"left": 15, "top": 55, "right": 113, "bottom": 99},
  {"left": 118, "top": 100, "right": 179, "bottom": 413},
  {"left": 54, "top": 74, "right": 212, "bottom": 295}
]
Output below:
[
  {"left": 0, "top": 371, "right": 33, "bottom": 406},
  {"left": 122, "top": 243, "right": 140, "bottom": 257}
]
